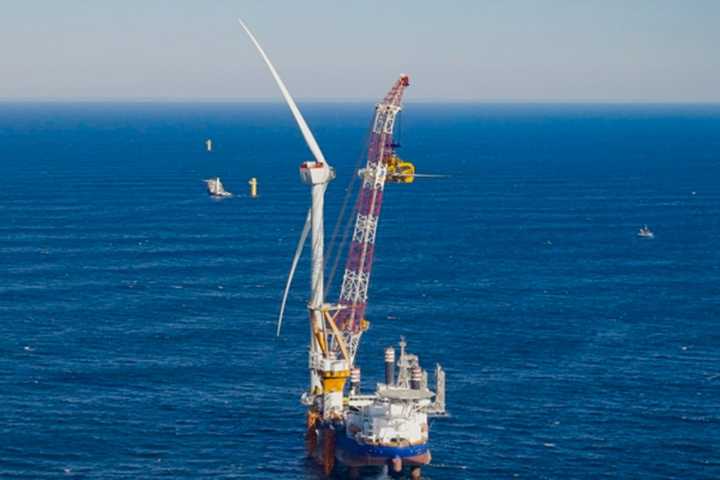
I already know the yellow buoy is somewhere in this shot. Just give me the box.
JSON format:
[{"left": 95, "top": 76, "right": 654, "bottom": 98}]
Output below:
[{"left": 248, "top": 177, "right": 258, "bottom": 198}]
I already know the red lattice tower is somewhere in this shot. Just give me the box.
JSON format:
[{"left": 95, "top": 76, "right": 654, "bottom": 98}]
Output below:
[{"left": 334, "top": 75, "right": 410, "bottom": 359}]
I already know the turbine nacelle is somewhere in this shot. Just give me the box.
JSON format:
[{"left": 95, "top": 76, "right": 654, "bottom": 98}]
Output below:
[{"left": 300, "top": 161, "right": 335, "bottom": 186}]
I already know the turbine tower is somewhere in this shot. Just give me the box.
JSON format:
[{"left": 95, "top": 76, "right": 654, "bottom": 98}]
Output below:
[{"left": 238, "top": 19, "right": 346, "bottom": 417}]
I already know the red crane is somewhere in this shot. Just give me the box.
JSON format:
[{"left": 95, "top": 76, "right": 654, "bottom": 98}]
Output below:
[{"left": 333, "top": 75, "right": 411, "bottom": 360}]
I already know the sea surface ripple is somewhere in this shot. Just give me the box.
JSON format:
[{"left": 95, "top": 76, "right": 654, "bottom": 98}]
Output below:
[{"left": 1, "top": 102, "right": 719, "bottom": 479}]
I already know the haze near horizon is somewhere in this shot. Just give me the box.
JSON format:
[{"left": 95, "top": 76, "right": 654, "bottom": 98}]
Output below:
[{"left": 1, "top": 0, "right": 718, "bottom": 102}]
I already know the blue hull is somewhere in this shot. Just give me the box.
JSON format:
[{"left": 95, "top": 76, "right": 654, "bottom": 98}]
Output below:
[{"left": 334, "top": 429, "right": 430, "bottom": 467}]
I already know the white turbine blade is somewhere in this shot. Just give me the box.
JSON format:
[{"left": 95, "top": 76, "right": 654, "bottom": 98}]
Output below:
[
  {"left": 277, "top": 208, "right": 312, "bottom": 336},
  {"left": 238, "top": 18, "right": 328, "bottom": 167}
]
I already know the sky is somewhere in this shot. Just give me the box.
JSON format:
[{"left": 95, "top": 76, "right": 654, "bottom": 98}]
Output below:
[{"left": 1, "top": 0, "right": 719, "bottom": 102}]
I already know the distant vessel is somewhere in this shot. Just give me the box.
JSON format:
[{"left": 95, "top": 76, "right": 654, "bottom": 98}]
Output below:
[
  {"left": 206, "top": 139, "right": 213, "bottom": 152},
  {"left": 204, "top": 177, "right": 232, "bottom": 197},
  {"left": 637, "top": 225, "right": 654, "bottom": 238}
]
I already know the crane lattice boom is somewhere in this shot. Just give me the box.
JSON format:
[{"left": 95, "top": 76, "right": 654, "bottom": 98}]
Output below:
[{"left": 333, "top": 75, "right": 410, "bottom": 361}]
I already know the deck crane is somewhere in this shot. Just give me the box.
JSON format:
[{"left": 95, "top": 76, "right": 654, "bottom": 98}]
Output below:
[{"left": 332, "top": 76, "right": 411, "bottom": 362}]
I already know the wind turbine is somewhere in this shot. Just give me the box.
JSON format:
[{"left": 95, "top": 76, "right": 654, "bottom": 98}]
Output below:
[{"left": 238, "top": 19, "right": 336, "bottom": 397}]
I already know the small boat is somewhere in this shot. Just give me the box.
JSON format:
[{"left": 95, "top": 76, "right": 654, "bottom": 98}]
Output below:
[
  {"left": 204, "top": 177, "right": 232, "bottom": 197},
  {"left": 637, "top": 225, "right": 654, "bottom": 239}
]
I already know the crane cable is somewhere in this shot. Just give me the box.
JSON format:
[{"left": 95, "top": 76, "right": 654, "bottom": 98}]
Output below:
[{"left": 324, "top": 114, "right": 374, "bottom": 297}]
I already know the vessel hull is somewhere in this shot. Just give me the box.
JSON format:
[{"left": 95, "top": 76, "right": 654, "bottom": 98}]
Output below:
[{"left": 334, "top": 429, "right": 431, "bottom": 467}]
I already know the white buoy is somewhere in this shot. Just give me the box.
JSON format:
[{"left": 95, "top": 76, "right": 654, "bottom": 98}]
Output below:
[{"left": 206, "top": 139, "right": 213, "bottom": 152}]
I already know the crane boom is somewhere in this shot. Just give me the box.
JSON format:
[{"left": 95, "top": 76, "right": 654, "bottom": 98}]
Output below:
[{"left": 333, "top": 75, "right": 410, "bottom": 361}]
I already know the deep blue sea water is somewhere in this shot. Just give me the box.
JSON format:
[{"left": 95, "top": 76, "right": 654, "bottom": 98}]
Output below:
[{"left": 1, "top": 102, "right": 719, "bottom": 479}]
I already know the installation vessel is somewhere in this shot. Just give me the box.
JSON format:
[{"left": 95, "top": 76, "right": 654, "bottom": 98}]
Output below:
[{"left": 239, "top": 20, "right": 446, "bottom": 479}]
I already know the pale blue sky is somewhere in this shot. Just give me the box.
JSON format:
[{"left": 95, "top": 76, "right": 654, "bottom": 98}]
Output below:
[{"left": 1, "top": 0, "right": 718, "bottom": 101}]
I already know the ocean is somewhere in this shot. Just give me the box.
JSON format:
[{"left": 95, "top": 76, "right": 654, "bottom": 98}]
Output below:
[{"left": 1, "top": 102, "right": 719, "bottom": 479}]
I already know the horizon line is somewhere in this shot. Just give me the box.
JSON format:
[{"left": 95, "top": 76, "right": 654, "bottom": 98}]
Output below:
[{"left": 1, "top": 97, "right": 720, "bottom": 105}]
